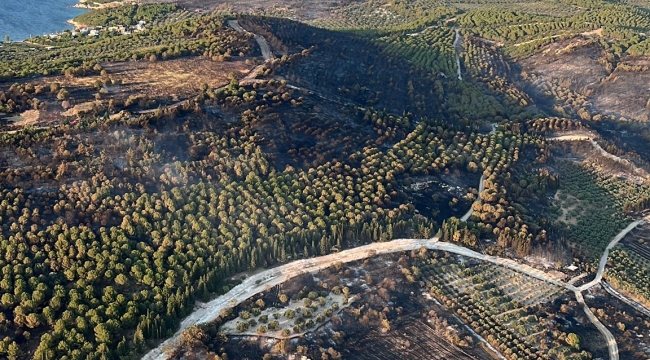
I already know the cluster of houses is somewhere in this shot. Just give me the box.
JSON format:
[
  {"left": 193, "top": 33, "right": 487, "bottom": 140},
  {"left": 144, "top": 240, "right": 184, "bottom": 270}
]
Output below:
[{"left": 45, "top": 20, "right": 148, "bottom": 40}]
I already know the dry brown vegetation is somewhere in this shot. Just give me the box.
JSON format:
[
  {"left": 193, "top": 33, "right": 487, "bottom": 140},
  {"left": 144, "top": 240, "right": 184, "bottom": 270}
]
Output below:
[
  {"left": 521, "top": 38, "right": 609, "bottom": 95},
  {"left": 5, "top": 110, "right": 40, "bottom": 127},
  {"left": 0, "top": 57, "right": 256, "bottom": 129},
  {"left": 592, "top": 57, "right": 650, "bottom": 121},
  {"left": 522, "top": 37, "right": 650, "bottom": 121},
  {"left": 50, "top": 57, "right": 254, "bottom": 100}
]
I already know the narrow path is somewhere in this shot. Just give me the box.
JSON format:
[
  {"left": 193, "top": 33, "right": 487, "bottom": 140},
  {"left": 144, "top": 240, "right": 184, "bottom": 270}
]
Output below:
[
  {"left": 489, "top": 123, "right": 499, "bottom": 135},
  {"left": 136, "top": 21, "right": 272, "bottom": 116},
  {"left": 548, "top": 131, "right": 649, "bottom": 180},
  {"left": 547, "top": 132, "right": 650, "bottom": 359},
  {"left": 427, "top": 288, "right": 504, "bottom": 359},
  {"left": 453, "top": 28, "right": 463, "bottom": 81},
  {"left": 450, "top": 313, "right": 507, "bottom": 360},
  {"left": 575, "top": 291, "right": 619, "bottom": 360},
  {"left": 406, "top": 25, "right": 435, "bottom": 37},
  {"left": 547, "top": 132, "right": 642, "bottom": 172},
  {"left": 513, "top": 34, "right": 563, "bottom": 47},
  {"left": 567, "top": 272, "right": 588, "bottom": 285},
  {"left": 460, "top": 174, "right": 485, "bottom": 222}
]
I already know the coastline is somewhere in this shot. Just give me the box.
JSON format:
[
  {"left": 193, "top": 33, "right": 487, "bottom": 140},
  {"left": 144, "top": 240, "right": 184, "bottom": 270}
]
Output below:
[
  {"left": 0, "top": 0, "right": 88, "bottom": 41},
  {"left": 66, "top": 18, "right": 86, "bottom": 29},
  {"left": 73, "top": 0, "right": 133, "bottom": 10}
]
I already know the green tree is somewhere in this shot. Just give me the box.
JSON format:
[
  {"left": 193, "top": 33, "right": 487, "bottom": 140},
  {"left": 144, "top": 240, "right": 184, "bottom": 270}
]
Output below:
[
  {"left": 94, "top": 323, "right": 111, "bottom": 344},
  {"left": 566, "top": 333, "right": 580, "bottom": 350}
]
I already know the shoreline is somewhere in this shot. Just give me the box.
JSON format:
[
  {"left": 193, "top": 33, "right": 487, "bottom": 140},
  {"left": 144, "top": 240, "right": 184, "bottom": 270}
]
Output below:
[
  {"left": 0, "top": 0, "right": 88, "bottom": 42},
  {"left": 73, "top": 0, "right": 134, "bottom": 10},
  {"left": 66, "top": 18, "right": 86, "bottom": 29}
]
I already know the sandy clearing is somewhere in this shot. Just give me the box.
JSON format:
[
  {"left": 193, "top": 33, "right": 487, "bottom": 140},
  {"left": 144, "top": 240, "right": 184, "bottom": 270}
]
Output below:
[{"left": 6, "top": 110, "right": 39, "bottom": 126}]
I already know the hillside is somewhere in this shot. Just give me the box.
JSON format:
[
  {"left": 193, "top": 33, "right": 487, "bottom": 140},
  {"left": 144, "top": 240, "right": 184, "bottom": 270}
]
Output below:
[{"left": 1, "top": 0, "right": 650, "bottom": 359}]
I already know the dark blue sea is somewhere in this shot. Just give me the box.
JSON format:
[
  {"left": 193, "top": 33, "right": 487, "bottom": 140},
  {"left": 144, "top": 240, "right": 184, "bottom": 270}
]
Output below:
[{"left": 0, "top": 0, "right": 86, "bottom": 41}]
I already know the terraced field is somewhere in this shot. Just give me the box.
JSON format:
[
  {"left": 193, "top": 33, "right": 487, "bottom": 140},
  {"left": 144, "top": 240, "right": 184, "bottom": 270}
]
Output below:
[{"left": 415, "top": 252, "right": 579, "bottom": 360}]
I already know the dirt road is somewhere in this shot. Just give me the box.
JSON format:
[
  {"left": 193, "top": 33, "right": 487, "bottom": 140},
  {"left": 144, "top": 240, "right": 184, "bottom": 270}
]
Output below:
[
  {"left": 575, "top": 291, "right": 619, "bottom": 360},
  {"left": 601, "top": 281, "right": 650, "bottom": 318},
  {"left": 548, "top": 132, "right": 648, "bottom": 177},
  {"left": 141, "top": 142, "right": 646, "bottom": 360},
  {"left": 578, "top": 219, "right": 643, "bottom": 291},
  {"left": 142, "top": 235, "right": 573, "bottom": 360},
  {"left": 142, "top": 218, "right": 649, "bottom": 360},
  {"left": 460, "top": 174, "right": 485, "bottom": 222},
  {"left": 228, "top": 20, "right": 273, "bottom": 60}
]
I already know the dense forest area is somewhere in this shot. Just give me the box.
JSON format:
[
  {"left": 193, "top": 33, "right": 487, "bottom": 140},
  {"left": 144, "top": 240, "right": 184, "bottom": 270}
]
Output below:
[{"left": 1, "top": 0, "right": 650, "bottom": 358}]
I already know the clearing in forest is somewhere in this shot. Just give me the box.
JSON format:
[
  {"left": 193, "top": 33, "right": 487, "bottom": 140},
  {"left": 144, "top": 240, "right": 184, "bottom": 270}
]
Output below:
[{"left": 553, "top": 190, "right": 585, "bottom": 225}]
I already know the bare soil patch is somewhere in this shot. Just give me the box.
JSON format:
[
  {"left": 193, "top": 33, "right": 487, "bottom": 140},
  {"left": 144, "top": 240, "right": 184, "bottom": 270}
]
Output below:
[
  {"left": 592, "top": 57, "right": 650, "bottom": 121},
  {"left": 521, "top": 37, "right": 650, "bottom": 121},
  {"left": 0, "top": 57, "right": 256, "bottom": 127},
  {"left": 346, "top": 318, "right": 478, "bottom": 360},
  {"left": 51, "top": 57, "right": 253, "bottom": 101},
  {"left": 5, "top": 109, "right": 40, "bottom": 126},
  {"left": 521, "top": 38, "right": 609, "bottom": 93}
]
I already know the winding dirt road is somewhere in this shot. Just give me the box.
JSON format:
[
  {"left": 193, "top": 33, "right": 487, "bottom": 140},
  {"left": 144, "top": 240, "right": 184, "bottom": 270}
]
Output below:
[
  {"left": 568, "top": 220, "right": 647, "bottom": 360},
  {"left": 577, "top": 220, "right": 643, "bottom": 291},
  {"left": 142, "top": 216, "right": 645, "bottom": 360},
  {"left": 548, "top": 133, "right": 648, "bottom": 179},
  {"left": 142, "top": 236, "right": 571, "bottom": 360}
]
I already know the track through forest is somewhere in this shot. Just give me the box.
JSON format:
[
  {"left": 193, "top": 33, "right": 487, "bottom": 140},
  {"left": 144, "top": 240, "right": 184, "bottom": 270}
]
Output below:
[
  {"left": 143, "top": 236, "right": 566, "bottom": 360},
  {"left": 601, "top": 282, "right": 650, "bottom": 318},
  {"left": 453, "top": 29, "right": 463, "bottom": 81},
  {"left": 548, "top": 133, "right": 647, "bottom": 177},
  {"left": 228, "top": 19, "right": 273, "bottom": 60},
  {"left": 136, "top": 20, "right": 273, "bottom": 115},
  {"left": 460, "top": 174, "right": 484, "bottom": 221}
]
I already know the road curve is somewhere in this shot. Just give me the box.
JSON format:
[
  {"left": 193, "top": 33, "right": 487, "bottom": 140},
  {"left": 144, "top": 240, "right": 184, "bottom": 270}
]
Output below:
[
  {"left": 575, "top": 291, "right": 619, "bottom": 360},
  {"left": 578, "top": 220, "right": 643, "bottom": 291},
  {"left": 141, "top": 212, "right": 645, "bottom": 360},
  {"left": 142, "top": 236, "right": 572, "bottom": 359},
  {"left": 141, "top": 149, "right": 644, "bottom": 360},
  {"left": 547, "top": 133, "right": 648, "bottom": 179}
]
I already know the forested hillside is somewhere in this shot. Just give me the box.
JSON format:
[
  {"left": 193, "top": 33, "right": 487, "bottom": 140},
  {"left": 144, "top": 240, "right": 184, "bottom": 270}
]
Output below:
[{"left": 0, "top": 0, "right": 650, "bottom": 359}]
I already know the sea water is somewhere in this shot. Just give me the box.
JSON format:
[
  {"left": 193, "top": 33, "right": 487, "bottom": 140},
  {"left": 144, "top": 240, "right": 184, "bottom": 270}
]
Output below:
[{"left": 0, "top": 0, "right": 86, "bottom": 41}]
